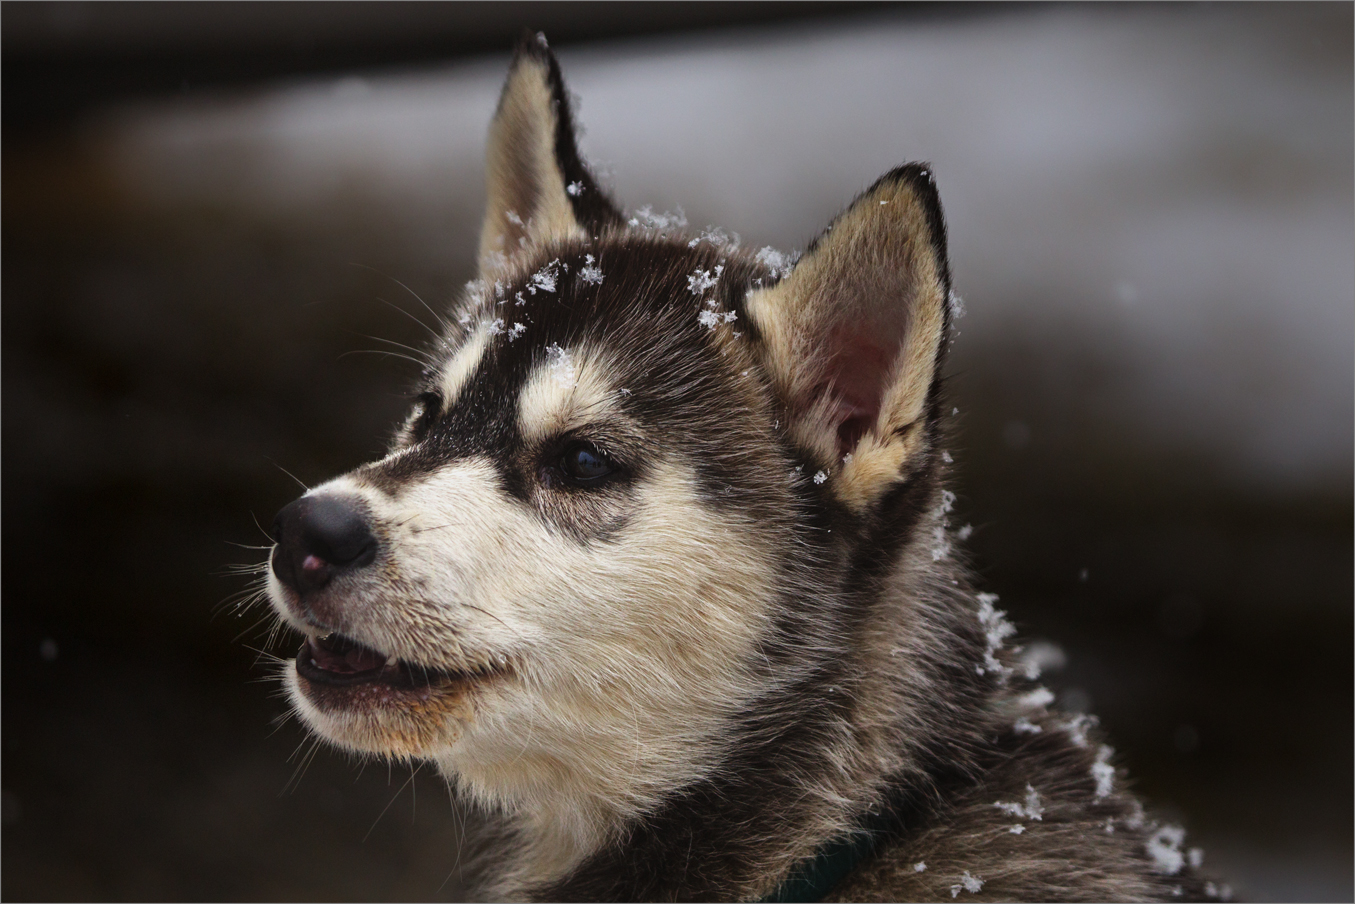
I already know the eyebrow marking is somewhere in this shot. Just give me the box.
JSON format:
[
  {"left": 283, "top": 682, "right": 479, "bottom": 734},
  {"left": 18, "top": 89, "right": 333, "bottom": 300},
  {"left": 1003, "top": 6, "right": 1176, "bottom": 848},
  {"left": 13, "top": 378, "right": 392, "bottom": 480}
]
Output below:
[
  {"left": 437, "top": 325, "right": 493, "bottom": 411},
  {"left": 517, "top": 344, "right": 621, "bottom": 443}
]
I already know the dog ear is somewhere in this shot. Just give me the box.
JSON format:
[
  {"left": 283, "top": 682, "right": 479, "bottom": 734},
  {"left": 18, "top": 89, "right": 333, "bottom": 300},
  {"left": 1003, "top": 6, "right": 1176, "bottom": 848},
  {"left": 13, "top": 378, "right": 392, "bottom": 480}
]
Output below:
[
  {"left": 479, "top": 32, "right": 624, "bottom": 279},
  {"left": 745, "top": 164, "right": 953, "bottom": 512}
]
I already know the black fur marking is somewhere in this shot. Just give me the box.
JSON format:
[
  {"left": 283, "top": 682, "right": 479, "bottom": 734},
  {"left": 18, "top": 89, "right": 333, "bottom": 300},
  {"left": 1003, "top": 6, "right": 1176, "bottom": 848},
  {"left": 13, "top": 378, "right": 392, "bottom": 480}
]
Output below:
[
  {"left": 512, "top": 30, "right": 626, "bottom": 234},
  {"left": 360, "top": 237, "right": 790, "bottom": 547}
]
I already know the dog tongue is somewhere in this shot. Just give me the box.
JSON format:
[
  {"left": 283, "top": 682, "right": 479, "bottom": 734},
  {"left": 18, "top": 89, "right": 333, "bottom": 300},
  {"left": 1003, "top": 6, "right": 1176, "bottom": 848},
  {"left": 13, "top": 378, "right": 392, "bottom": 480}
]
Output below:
[{"left": 309, "top": 633, "right": 386, "bottom": 674}]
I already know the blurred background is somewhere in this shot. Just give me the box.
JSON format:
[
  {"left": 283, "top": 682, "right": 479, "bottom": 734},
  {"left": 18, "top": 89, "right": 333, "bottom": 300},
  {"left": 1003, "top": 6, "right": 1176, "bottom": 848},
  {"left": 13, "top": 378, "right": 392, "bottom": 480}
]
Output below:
[{"left": 3, "top": 2, "right": 1350, "bottom": 900}]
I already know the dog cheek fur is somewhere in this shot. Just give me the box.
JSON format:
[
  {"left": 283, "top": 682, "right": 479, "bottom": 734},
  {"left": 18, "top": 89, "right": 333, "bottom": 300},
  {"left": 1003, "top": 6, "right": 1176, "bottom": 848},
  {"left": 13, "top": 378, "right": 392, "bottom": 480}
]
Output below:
[
  {"left": 437, "top": 460, "right": 783, "bottom": 878},
  {"left": 283, "top": 446, "right": 787, "bottom": 882}
]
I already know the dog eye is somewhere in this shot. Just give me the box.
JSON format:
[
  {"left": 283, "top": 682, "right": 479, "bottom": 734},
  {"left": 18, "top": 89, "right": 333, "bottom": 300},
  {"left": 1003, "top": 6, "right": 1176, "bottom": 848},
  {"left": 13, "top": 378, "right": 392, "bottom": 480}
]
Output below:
[
  {"left": 409, "top": 391, "right": 442, "bottom": 439},
  {"left": 560, "top": 442, "right": 614, "bottom": 485}
]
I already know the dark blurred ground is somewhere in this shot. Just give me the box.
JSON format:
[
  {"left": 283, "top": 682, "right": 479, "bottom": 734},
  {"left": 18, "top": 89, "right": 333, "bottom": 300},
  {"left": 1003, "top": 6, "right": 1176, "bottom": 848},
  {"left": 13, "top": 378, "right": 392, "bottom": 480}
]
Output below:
[{"left": 3, "top": 3, "right": 1351, "bottom": 901}]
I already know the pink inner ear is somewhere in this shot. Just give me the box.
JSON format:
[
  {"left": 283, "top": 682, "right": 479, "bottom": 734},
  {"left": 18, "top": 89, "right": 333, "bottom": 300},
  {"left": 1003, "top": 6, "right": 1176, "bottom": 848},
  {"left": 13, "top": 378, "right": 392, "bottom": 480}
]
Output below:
[{"left": 821, "top": 324, "right": 901, "bottom": 457}]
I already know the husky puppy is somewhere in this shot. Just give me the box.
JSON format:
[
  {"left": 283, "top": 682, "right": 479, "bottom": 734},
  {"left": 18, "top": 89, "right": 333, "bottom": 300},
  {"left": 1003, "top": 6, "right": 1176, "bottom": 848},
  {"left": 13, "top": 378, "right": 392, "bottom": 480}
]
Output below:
[{"left": 265, "top": 33, "right": 1223, "bottom": 902}]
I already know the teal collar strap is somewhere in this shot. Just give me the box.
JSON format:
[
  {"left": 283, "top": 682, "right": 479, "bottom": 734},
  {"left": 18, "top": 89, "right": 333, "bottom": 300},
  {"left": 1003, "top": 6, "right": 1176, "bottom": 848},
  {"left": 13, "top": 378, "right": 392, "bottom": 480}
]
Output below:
[
  {"left": 759, "top": 827, "right": 880, "bottom": 903},
  {"left": 759, "top": 801, "right": 904, "bottom": 904}
]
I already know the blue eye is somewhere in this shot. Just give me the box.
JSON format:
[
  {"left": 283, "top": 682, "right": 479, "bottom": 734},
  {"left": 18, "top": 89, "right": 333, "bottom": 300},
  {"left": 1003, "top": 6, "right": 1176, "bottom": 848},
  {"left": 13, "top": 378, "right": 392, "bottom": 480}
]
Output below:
[{"left": 561, "top": 442, "right": 614, "bottom": 484}]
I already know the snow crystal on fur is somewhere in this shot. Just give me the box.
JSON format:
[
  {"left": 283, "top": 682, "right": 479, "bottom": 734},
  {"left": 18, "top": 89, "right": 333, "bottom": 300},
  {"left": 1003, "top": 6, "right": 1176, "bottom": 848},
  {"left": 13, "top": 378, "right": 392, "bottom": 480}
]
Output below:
[
  {"left": 578, "top": 254, "right": 604, "bottom": 286},
  {"left": 975, "top": 593, "right": 1016, "bottom": 681},
  {"left": 545, "top": 343, "right": 577, "bottom": 388},
  {"left": 950, "top": 871, "right": 984, "bottom": 897},
  {"left": 1092, "top": 745, "right": 1116, "bottom": 799}
]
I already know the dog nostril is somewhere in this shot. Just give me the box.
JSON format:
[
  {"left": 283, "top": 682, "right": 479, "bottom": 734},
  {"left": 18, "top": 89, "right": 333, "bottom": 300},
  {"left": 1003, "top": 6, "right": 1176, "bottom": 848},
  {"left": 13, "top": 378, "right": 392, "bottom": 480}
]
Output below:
[{"left": 271, "top": 494, "right": 378, "bottom": 595}]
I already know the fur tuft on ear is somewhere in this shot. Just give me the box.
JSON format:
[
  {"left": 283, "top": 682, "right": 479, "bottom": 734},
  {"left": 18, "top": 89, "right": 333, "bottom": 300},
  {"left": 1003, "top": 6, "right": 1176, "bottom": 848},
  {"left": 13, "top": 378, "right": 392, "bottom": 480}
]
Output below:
[
  {"left": 478, "top": 31, "right": 624, "bottom": 279},
  {"left": 746, "top": 164, "right": 953, "bottom": 512}
]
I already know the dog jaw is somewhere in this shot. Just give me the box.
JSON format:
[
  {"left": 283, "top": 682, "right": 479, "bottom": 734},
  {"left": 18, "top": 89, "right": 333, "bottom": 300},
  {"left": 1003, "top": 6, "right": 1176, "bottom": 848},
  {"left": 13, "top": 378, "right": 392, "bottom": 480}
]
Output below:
[{"left": 284, "top": 661, "right": 479, "bottom": 759}]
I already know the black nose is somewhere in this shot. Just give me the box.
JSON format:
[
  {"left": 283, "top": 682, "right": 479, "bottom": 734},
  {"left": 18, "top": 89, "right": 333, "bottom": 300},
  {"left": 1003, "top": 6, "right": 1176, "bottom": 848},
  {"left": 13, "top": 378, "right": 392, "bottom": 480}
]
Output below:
[{"left": 271, "top": 494, "right": 378, "bottom": 595}]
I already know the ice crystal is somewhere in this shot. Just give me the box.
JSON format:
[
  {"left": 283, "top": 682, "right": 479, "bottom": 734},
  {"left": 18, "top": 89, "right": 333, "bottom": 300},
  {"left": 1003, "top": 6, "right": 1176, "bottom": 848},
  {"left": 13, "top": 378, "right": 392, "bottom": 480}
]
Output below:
[
  {"left": 1146, "top": 825, "right": 1186, "bottom": 875},
  {"left": 579, "top": 253, "right": 604, "bottom": 286},
  {"left": 1017, "top": 687, "right": 1055, "bottom": 710},
  {"left": 975, "top": 593, "right": 1016, "bottom": 681},
  {"left": 932, "top": 525, "right": 951, "bottom": 561},
  {"left": 687, "top": 226, "right": 739, "bottom": 249},
  {"left": 1092, "top": 745, "right": 1115, "bottom": 799},
  {"left": 754, "top": 246, "right": 796, "bottom": 279},
  {"left": 628, "top": 205, "right": 687, "bottom": 230},
  {"left": 1062, "top": 713, "right": 1100, "bottom": 748},
  {"left": 994, "top": 785, "right": 1044, "bottom": 822},
  {"left": 687, "top": 265, "right": 723, "bottom": 296},
  {"left": 949, "top": 871, "right": 984, "bottom": 897},
  {"left": 545, "top": 343, "right": 577, "bottom": 388},
  {"left": 463, "top": 278, "right": 488, "bottom": 301},
  {"left": 1018, "top": 640, "right": 1067, "bottom": 681},
  {"left": 528, "top": 259, "right": 561, "bottom": 294},
  {"left": 948, "top": 290, "right": 967, "bottom": 319}
]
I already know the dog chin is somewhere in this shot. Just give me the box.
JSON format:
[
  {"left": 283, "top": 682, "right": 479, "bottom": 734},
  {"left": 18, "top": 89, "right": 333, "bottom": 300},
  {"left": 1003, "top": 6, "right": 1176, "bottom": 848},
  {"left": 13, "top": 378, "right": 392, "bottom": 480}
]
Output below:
[{"left": 285, "top": 650, "right": 486, "bottom": 759}]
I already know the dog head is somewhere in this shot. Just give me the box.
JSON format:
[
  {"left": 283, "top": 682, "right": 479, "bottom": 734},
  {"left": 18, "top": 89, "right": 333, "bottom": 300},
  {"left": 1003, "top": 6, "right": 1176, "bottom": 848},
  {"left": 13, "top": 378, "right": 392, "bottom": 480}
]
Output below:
[{"left": 265, "top": 33, "right": 955, "bottom": 849}]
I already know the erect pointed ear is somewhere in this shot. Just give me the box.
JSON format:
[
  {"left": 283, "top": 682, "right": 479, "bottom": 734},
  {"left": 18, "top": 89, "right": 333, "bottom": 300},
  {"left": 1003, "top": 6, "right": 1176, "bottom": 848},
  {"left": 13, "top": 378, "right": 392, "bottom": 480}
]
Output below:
[
  {"left": 478, "top": 31, "right": 624, "bottom": 279},
  {"left": 745, "top": 164, "right": 953, "bottom": 512}
]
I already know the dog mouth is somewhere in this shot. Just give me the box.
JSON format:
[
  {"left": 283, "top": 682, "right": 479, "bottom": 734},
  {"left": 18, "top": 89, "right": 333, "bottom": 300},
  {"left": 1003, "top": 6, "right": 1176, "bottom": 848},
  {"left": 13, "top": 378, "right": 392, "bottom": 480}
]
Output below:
[{"left": 295, "top": 632, "right": 481, "bottom": 690}]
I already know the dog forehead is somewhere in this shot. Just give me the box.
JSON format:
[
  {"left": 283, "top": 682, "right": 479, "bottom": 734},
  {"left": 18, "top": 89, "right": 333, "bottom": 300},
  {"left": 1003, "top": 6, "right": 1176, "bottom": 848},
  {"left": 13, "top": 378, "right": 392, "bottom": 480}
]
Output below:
[
  {"left": 446, "top": 240, "right": 744, "bottom": 384},
  {"left": 396, "top": 238, "right": 768, "bottom": 468}
]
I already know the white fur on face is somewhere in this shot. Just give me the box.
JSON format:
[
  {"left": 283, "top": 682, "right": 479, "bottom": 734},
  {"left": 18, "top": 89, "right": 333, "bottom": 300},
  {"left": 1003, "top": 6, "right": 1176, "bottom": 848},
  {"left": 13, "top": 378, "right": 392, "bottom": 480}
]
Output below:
[{"left": 268, "top": 348, "right": 780, "bottom": 875}]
